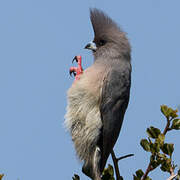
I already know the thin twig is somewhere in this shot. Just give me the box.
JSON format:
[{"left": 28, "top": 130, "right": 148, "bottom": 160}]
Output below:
[
  {"left": 111, "top": 150, "right": 134, "bottom": 180},
  {"left": 111, "top": 150, "right": 121, "bottom": 180},
  {"left": 141, "top": 163, "right": 153, "bottom": 180},
  {"left": 166, "top": 167, "right": 177, "bottom": 180},
  {"left": 167, "top": 174, "right": 177, "bottom": 180},
  {"left": 117, "top": 154, "right": 134, "bottom": 161},
  {"left": 163, "top": 117, "right": 171, "bottom": 135}
]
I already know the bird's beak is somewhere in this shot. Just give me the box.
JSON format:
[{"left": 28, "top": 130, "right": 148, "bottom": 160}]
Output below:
[{"left": 84, "top": 41, "right": 97, "bottom": 51}]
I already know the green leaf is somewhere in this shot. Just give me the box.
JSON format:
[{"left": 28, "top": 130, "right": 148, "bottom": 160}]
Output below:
[
  {"left": 149, "top": 142, "right": 160, "bottom": 154},
  {"left": 155, "top": 134, "right": 165, "bottom": 146},
  {"left": 161, "top": 143, "right": 174, "bottom": 157},
  {"left": 140, "top": 139, "right": 150, "bottom": 152},
  {"left": 146, "top": 126, "right": 161, "bottom": 139},
  {"left": 157, "top": 153, "right": 167, "bottom": 159},
  {"left": 156, "top": 153, "right": 167, "bottom": 164},
  {"left": 150, "top": 154, "right": 155, "bottom": 163},
  {"left": 160, "top": 158, "right": 171, "bottom": 172},
  {"left": 171, "top": 119, "right": 180, "bottom": 130},
  {"left": 150, "top": 143, "right": 155, "bottom": 154},
  {"left": 133, "top": 175, "right": 141, "bottom": 180},
  {"left": 169, "top": 109, "right": 178, "bottom": 118},
  {"left": 151, "top": 160, "right": 160, "bottom": 169},
  {"left": 0, "top": 174, "right": 4, "bottom": 180},
  {"left": 178, "top": 168, "right": 180, "bottom": 176},
  {"left": 107, "top": 164, "right": 114, "bottom": 176},
  {"left": 161, "top": 105, "right": 178, "bottom": 118},
  {"left": 102, "top": 164, "right": 115, "bottom": 180},
  {"left": 144, "top": 176, "right": 152, "bottom": 180},
  {"left": 161, "top": 105, "right": 169, "bottom": 117},
  {"left": 135, "top": 169, "right": 144, "bottom": 178},
  {"left": 154, "top": 142, "right": 160, "bottom": 153},
  {"left": 150, "top": 154, "right": 161, "bottom": 169},
  {"left": 72, "top": 174, "right": 80, "bottom": 180},
  {"left": 168, "top": 144, "right": 174, "bottom": 157}
]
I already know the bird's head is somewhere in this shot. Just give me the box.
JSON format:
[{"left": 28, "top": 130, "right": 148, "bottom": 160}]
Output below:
[{"left": 85, "top": 8, "right": 131, "bottom": 61}]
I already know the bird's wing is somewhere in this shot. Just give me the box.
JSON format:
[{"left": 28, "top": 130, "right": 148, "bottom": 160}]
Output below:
[{"left": 99, "top": 63, "right": 131, "bottom": 171}]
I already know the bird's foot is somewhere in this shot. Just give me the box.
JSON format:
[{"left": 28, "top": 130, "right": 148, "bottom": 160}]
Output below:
[{"left": 69, "top": 55, "right": 83, "bottom": 81}]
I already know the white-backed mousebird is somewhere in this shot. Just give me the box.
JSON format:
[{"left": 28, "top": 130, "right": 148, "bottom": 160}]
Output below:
[{"left": 65, "top": 8, "right": 131, "bottom": 180}]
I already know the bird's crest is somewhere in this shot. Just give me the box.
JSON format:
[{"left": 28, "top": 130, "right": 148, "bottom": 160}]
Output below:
[
  {"left": 90, "top": 8, "right": 121, "bottom": 40},
  {"left": 90, "top": 8, "right": 131, "bottom": 59}
]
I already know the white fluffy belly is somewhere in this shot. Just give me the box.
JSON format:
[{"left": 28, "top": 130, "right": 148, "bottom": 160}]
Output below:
[{"left": 65, "top": 71, "right": 103, "bottom": 162}]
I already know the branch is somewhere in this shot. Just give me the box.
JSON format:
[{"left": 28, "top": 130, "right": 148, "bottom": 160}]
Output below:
[
  {"left": 111, "top": 150, "right": 121, "bottom": 180},
  {"left": 167, "top": 174, "right": 177, "bottom": 180},
  {"left": 163, "top": 117, "right": 171, "bottom": 135},
  {"left": 141, "top": 163, "right": 154, "bottom": 180},
  {"left": 111, "top": 150, "right": 134, "bottom": 180},
  {"left": 141, "top": 116, "right": 172, "bottom": 180},
  {"left": 167, "top": 167, "right": 177, "bottom": 180},
  {"left": 117, "top": 154, "right": 134, "bottom": 161}
]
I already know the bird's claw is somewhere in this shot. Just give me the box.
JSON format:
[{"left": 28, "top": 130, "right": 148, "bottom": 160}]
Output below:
[
  {"left": 72, "top": 55, "right": 82, "bottom": 64},
  {"left": 69, "top": 67, "right": 77, "bottom": 77},
  {"left": 72, "top": 56, "right": 78, "bottom": 63},
  {"left": 69, "top": 55, "right": 83, "bottom": 81}
]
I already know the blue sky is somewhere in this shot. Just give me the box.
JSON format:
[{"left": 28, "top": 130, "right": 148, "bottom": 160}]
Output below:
[{"left": 0, "top": 0, "right": 180, "bottom": 179}]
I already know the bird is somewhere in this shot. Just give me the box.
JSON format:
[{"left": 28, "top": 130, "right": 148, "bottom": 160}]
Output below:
[{"left": 65, "top": 8, "right": 131, "bottom": 180}]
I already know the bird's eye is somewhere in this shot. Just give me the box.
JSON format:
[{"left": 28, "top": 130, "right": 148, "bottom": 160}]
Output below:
[{"left": 99, "top": 39, "right": 106, "bottom": 46}]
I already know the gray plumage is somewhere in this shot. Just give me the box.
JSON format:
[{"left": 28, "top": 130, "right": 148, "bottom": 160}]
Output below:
[{"left": 65, "top": 8, "right": 131, "bottom": 180}]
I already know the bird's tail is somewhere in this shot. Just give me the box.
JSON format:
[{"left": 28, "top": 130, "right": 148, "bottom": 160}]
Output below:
[{"left": 82, "top": 146, "right": 101, "bottom": 180}]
